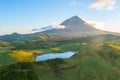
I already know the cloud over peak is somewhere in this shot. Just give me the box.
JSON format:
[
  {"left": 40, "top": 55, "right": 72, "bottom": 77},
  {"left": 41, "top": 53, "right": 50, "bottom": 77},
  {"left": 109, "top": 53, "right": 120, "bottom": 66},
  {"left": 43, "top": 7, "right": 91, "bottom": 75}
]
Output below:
[
  {"left": 51, "top": 22, "right": 66, "bottom": 29},
  {"left": 32, "top": 22, "right": 66, "bottom": 32},
  {"left": 90, "top": 0, "right": 117, "bottom": 10},
  {"left": 84, "top": 19, "right": 105, "bottom": 30}
]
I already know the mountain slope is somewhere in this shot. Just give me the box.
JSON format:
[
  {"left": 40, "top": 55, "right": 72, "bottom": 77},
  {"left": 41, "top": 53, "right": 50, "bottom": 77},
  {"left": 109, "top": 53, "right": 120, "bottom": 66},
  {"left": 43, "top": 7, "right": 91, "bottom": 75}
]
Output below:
[
  {"left": 0, "top": 16, "right": 119, "bottom": 41},
  {"left": 37, "top": 16, "right": 118, "bottom": 37}
]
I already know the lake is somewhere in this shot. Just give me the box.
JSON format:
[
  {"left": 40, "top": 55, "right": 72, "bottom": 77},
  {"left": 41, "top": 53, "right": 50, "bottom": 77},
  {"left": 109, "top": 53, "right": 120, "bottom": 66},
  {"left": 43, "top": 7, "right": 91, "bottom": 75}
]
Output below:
[{"left": 36, "top": 51, "right": 76, "bottom": 61}]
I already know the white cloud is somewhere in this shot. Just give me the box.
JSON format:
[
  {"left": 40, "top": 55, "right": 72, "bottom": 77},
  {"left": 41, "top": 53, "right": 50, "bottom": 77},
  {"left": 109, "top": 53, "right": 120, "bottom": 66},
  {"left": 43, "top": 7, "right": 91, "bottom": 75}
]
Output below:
[
  {"left": 69, "top": 0, "right": 78, "bottom": 6},
  {"left": 84, "top": 19, "right": 120, "bottom": 33},
  {"left": 32, "top": 26, "right": 53, "bottom": 32},
  {"left": 32, "top": 22, "right": 66, "bottom": 32},
  {"left": 84, "top": 19, "right": 105, "bottom": 30},
  {"left": 90, "top": 0, "right": 117, "bottom": 10},
  {"left": 51, "top": 22, "right": 66, "bottom": 29},
  {"left": 102, "top": 21, "right": 120, "bottom": 33}
]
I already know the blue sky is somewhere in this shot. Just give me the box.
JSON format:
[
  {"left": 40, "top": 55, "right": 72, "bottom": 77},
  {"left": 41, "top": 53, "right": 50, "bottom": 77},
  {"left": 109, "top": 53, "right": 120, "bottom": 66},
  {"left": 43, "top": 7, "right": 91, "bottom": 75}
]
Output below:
[{"left": 0, "top": 0, "right": 120, "bottom": 34}]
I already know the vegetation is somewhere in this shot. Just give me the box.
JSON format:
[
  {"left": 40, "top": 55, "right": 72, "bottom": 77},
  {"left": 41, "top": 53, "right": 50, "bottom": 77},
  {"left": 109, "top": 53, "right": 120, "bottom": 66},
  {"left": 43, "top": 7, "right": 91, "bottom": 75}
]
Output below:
[
  {"left": 11, "top": 50, "right": 35, "bottom": 62},
  {"left": 0, "top": 36, "right": 120, "bottom": 80}
]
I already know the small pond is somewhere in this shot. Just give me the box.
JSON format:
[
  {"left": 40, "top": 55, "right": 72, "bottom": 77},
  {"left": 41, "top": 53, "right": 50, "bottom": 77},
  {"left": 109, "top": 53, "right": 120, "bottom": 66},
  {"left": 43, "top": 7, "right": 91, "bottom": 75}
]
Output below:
[{"left": 36, "top": 51, "right": 76, "bottom": 61}]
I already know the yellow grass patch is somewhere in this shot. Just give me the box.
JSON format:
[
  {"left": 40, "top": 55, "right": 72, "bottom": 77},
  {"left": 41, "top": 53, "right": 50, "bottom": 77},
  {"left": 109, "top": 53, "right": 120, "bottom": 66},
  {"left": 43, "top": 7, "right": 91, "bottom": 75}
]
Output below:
[
  {"left": 50, "top": 47, "right": 60, "bottom": 51},
  {"left": 11, "top": 50, "right": 35, "bottom": 62},
  {"left": 108, "top": 44, "right": 120, "bottom": 50},
  {"left": 81, "top": 42, "right": 88, "bottom": 45}
]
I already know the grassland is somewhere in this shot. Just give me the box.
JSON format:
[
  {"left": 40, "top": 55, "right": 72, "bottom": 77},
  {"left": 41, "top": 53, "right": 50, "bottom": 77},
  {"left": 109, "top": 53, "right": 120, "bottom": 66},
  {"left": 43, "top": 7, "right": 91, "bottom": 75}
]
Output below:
[{"left": 0, "top": 37, "right": 120, "bottom": 80}]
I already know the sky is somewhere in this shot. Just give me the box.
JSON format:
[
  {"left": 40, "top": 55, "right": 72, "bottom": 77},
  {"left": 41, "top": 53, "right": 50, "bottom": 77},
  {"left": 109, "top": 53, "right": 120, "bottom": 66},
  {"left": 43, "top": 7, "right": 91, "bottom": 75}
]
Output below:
[{"left": 0, "top": 0, "right": 120, "bottom": 34}]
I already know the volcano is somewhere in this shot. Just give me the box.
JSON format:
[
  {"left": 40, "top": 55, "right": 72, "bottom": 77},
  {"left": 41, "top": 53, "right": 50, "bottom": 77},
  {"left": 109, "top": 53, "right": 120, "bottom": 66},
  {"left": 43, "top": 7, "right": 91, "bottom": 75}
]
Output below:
[
  {"left": 0, "top": 16, "right": 119, "bottom": 41},
  {"left": 39, "top": 16, "right": 116, "bottom": 37}
]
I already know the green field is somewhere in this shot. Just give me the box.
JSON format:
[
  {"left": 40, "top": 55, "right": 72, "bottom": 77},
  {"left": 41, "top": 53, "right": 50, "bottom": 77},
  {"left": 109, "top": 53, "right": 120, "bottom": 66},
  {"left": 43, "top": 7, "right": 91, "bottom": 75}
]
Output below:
[{"left": 0, "top": 38, "right": 120, "bottom": 80}]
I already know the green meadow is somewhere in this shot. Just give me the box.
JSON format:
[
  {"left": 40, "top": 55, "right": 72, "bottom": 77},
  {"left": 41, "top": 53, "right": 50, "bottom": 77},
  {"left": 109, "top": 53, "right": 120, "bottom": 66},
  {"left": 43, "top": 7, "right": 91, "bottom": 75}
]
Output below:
[{"left": 0, "top": 38, "right": 120, "bottom": 80}]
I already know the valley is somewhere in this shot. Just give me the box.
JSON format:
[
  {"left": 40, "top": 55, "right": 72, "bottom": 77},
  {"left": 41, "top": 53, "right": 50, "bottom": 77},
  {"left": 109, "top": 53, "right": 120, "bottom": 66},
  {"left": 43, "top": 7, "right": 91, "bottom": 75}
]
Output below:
[
  {"left": 0, "top": 35, "right": 120, "bottom": 80},
  {"left": 0, "top": 16, "right": 120, "bottom": 80}
]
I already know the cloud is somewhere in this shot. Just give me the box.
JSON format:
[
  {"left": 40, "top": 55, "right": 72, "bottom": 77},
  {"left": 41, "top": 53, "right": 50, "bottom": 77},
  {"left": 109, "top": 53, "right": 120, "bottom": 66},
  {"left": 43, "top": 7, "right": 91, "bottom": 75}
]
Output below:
[
  {"left": 69, "top": 0, "right": 78, "bottom": 6},
  {"left": 32, "top": 22, "right": 66, "bottom": 32},
  {"left": 32, "top": 26, "right": 54, "bottom": 32},
  {"left": 51, "top": 22, "right": 66, "bottom": 29},
  {"left": 90, "top": 0, "right": 117, "bottom": 10},
  {"left": 84, "top": 19, "right": 105, "bottom": 30}
]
